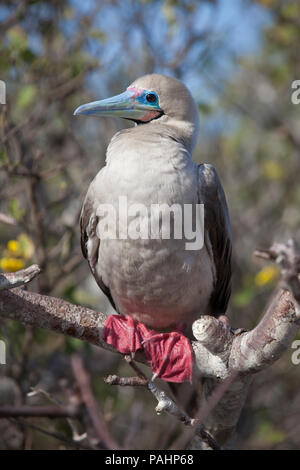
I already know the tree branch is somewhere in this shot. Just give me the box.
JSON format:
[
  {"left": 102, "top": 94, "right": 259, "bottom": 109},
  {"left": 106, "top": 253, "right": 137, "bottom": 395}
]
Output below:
[
  {"left": 0, "top": 264, "right": 41, "bottom": 290},
  {"left": 0, "top": 286, "right": 110, "bottom": 350},
  {"left": 0, "top": 212, "right": 17, "bottom": 226},
  {"left": 71, "top": 354, "right": 120, "bottom": 450},
  {"left": 104, "top": 355, "right": 221, "bottom": 450}
]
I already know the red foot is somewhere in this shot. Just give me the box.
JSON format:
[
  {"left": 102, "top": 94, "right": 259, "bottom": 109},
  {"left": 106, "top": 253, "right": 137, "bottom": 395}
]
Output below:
[
  {"left": 103, "top": 315, "right": 193, "bottom": 383},
  {"left": 103, "top": 315, "right": 143, "bottom": 354}
]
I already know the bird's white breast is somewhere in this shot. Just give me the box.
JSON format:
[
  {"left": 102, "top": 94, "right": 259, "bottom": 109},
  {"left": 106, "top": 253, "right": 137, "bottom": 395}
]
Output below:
[{"left": 89, "top": 130, "right": 214, "bottom": 329}]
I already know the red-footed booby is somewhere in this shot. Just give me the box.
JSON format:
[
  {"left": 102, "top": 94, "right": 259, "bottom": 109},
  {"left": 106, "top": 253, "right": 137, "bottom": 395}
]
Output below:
[{"left": 74, "top": 74, "right": 232, "bottom": 383}]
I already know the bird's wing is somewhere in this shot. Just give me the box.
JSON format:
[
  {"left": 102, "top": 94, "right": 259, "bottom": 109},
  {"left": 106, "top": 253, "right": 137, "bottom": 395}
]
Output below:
[
  {"left": 80, "top": 181, "right": 116, "bottom": 310},
  {"left": 198, "top": 163, "right": 232, "bottom": 315}
]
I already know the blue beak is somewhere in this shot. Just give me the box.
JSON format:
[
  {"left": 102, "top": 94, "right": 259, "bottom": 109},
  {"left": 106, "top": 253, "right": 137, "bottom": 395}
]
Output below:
[{"left": 74, "top": 89, "right": 161, "bottom": 120}]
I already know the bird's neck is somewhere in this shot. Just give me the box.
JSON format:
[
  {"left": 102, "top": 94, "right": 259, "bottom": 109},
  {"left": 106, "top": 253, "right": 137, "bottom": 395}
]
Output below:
[
  {"left": 163, "top": 119, "right": 198, "bottom": 154},
  {"left": 118, "top": 120, "right": 198, "bottom": 155},
  {"left": 106, "top": 123, "right": 195, "bottom": 169}
]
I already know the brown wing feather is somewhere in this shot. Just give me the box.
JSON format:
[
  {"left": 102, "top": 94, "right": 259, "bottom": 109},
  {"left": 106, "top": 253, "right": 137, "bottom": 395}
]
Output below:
[
  {"left": 80, "top": 187, "right": 117, "bottom": 310},
  {"left": 198, "top": 163, "right": 232, "bottom": 315}
]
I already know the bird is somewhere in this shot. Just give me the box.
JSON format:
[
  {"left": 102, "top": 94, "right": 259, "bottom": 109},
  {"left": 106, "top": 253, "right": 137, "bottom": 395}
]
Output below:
[{"left": 74, "top": 74, "right": 232, "bottom": 383}]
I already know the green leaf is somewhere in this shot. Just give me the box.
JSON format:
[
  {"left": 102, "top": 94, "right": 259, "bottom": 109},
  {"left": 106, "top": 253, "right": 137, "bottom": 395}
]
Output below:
[
  {"left": 198, "top": 102, "right": 213, "bottom": 115},
  {"left": 18, "top": 233, "right": 34, "bottom": 260},
  {"left": 0, "top": 150, "right": 8, "bottom": 165},
  {"left": 65, "top": 337, "right": 84, "bottom": 354},
  {"left": 258, "top": 421, "right": 286, "bottom": 445},
  {"left": 232, "top": 286, "right": 255, "bottom": 308},
  {"left": 8, "top": 198, "right": 26, "bottom": 221},
  {"left": 20, "top": 48, "right": 36, "bottom": 64},
  {"left": 17, "top": 85, "right": 37, "bottom": 111},
  {"left": 7, "top": 26, "right": 28, "bottom": 51},
  {"left": 89, "top": 29, "right": 107, "bottom": 42},
  {"left": 282, "top": 3, "right": 300, "bottom": 20}
]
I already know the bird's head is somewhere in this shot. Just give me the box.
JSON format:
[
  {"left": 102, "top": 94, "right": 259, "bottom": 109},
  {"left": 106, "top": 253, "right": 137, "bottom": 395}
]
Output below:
[{"left": 74, "top": 74, "right": 199, "bottom": 152}]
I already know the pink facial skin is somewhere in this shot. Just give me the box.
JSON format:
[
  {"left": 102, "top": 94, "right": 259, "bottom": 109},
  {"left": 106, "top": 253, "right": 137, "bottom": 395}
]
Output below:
[
  {"left": 127, "top": 86, "right": 145, "bottom": 98},
  {"left": 140, "top": 110, "right": 161, "bottom": 122}
]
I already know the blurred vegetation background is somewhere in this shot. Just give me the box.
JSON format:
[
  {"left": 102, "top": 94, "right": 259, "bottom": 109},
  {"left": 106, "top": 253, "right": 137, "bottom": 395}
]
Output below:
[{"left": 0, "top": 0, "right": 300, "bottom": 450}]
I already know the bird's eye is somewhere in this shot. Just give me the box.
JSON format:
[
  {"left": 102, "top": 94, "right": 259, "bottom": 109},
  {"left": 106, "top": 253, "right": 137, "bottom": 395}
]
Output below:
[{"left": 146, "top": 93, "right": 157, "bottom": 103}]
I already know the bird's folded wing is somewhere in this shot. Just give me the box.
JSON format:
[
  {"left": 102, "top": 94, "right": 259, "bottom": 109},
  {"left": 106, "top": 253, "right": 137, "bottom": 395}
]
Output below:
[
  {"left": 198, "top": 163, "right": 232, "bottom": 315},
  {"left": 80, "top": 180, "right": 116, "bottom": 310}
]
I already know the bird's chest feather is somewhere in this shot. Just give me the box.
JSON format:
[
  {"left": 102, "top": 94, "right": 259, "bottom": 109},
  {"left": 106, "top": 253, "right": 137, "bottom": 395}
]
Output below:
[
  {"left": 92, "top": 138, "right": 214, "bottom": 327},
  {"left": 104, "top": 138, "right": 197, "bottom": 205}
]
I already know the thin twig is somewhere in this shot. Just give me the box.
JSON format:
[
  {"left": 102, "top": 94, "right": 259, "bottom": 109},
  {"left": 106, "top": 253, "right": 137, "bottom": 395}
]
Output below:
[
  {"left": 108, "top": 356, "right": 221, "bottom": 450},
  {"left": 170, "top": 370, "right": 238, "bottom": 450},
  {"left": 104, "top": 375, "right": 147, "bottom": 386},
  {"left": 71, "top": 354, "right": 120, "bottom": 450},
  {"left": 0, "top": 212, "right": 17, "bottom": 225},
  {"left": 0, "top": 405, "right": 79, "bottom": 418},
  {"left": 28, "top": 387, "right": 87, "bottom": 442},
  {"left": 12, "top": 418, "right": 95, "bottom": 450},
  {"left": 255, "top": 239, "right": 300, "bottom": 304}
]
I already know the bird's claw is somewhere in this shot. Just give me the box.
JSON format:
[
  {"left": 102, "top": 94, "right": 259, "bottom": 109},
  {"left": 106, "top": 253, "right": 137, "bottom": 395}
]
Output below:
[{"left": 103, "top": 314, "right": 193, "bottom": 383}]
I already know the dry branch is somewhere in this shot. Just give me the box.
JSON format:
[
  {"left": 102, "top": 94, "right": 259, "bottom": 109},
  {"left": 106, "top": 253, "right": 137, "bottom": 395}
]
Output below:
[
  {"left": 0, "top": 212, "right": 17, "bottom": 226},
  {"left": 0, "top": 264, "right": 41, "bottom": 290},
  {"left": 71, "top": 354, "right": 120, "bottom": 450},
  {"left": 104, "top": 355, "right": 221, "bottom": 450}
]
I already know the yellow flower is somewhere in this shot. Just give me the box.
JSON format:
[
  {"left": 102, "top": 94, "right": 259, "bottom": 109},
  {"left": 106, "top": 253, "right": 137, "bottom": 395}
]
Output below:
[
  {"left": 255, "top": 265, "right": 280, "bottom": 287},
  {"left": 7, "top": 240, "right": 21, "bottom": 254},
  {"left": 0, "top": 257, "right": 25, "bottom": 272},
  {"left": 262, "top": 161, "right": 284, "bottom": 181}
]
